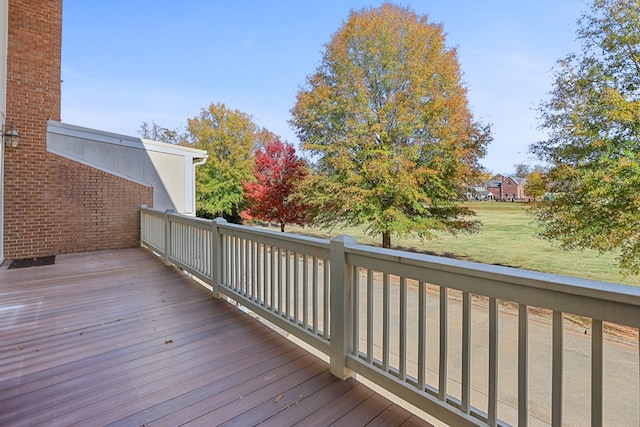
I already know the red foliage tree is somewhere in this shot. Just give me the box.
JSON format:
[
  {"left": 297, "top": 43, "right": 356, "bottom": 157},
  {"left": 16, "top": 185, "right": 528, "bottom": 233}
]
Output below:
[{"left": 242, "top": 139, "right": 309, "bottom": 232}]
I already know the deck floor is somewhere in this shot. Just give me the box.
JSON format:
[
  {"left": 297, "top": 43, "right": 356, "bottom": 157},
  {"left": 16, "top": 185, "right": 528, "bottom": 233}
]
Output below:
[{"left": 0, "top": 248, "right": 432, "bottom": 426}]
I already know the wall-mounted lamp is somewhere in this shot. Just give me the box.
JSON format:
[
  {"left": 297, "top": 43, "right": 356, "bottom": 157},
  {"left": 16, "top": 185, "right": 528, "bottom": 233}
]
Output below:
[{"left": 3, "top": 125, "right": 20, "bottom": 148}]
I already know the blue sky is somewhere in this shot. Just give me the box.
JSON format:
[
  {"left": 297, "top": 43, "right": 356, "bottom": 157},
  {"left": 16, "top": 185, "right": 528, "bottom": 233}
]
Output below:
[{"left": 61, "top": 1, "right": 585, "bottom": 174}]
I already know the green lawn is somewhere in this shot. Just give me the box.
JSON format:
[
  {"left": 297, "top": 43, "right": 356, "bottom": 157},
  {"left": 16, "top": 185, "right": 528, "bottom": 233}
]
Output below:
[{"left": 272, "top": 202, "right": 640, "bottom": 286}]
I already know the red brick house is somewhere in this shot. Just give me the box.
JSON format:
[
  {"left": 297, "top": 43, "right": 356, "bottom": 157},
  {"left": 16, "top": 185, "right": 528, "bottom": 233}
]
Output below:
[
  {"left": 501, "top": 176, "right": 527, "bottom": 200},
  {"left": 486, "top": 175, "right": 528, "bottom": 201}
]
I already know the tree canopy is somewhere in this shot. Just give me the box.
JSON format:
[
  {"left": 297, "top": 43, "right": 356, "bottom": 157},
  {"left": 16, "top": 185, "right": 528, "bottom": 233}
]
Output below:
[
  {"left": 242, "top": 138, "right": 310, "bottom": 232},
  {"left": 139, "top": 121, "right": 187, "bottom": 145},
  {"left": 290, "top": 3, "right": 490, "bottom": 248},
  {"left": 530, "top": 0, "right": 640, "bottom": 273},
  {"left": 188, "top": 103, "right": 257, "bottom": 220},
  {"left": 524, "top": 171, "right": 546, "bottom": 200}
]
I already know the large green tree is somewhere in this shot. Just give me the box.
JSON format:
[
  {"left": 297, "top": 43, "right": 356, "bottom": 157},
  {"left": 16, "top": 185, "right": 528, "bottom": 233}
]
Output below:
[
  {"left": 188, "top": 103, "right": 257, "bottom": 220},
  {"left": 290, "top": 3, "right": 490, "bottom": 248},
  {"left": 530, "top": 0, "right": 640, "bottom": 272}
]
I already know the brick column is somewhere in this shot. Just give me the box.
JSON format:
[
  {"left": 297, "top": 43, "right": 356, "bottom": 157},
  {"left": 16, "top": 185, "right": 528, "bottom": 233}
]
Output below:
[{"left": 4, "top": 0, "right": 62, "bottom": 259}]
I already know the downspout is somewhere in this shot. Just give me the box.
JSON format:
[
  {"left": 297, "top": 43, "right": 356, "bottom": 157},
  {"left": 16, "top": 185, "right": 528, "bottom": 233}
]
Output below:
[
  {"left": 192, "top": 156, "right": 208, "bottom": 217},
  {"left": 193, "top": 157, "right": 207, "bottom": 167}
]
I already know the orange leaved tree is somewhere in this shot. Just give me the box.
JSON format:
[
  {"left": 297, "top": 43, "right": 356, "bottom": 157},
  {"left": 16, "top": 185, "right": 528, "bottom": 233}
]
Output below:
[{"left": 291, "top": 3, "right": 490, "bottom": 248}]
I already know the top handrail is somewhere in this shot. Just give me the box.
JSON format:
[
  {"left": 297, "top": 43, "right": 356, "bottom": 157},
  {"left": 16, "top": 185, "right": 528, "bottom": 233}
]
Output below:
[
  {"left": 217, "top": 221, "right": 331, "bottom": 258},
  {"left": 344, "top": 242, "right": 640, "bottom": 311}
]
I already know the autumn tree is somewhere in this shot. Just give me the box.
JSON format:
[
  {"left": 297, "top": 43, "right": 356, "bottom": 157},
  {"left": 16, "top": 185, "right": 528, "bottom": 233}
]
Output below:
[
  {"left": 242, "top": 139, "right": 309, "bottom": 232},
  {"left": 524, "top": 171, "right": 546, "bottom": 200},
  {"left": 255, "top": 127, "right": 279, "bottom": 150},
  {"left": 513, "top": 163, "right": 532, "bottom": 178},
  {"left": 530, "top": 0, "right": 640, "bottom": 272},
  {"left": 290, "top": 3, "right": 490, "bottom": 248},
  {"left": 477, "top": 168, "right": 494, "bottom": 184},
  {"left": 188, "top": 103, "right": 257, "bottom": 220}
]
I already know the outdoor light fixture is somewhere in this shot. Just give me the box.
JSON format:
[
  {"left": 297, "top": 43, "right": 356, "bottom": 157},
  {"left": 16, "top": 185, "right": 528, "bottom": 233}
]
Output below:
[{"left": 3, "top": 125, "right": 20, "bottom": 148}]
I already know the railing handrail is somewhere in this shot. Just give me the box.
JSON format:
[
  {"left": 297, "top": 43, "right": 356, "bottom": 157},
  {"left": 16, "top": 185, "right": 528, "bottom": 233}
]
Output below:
[
  {"left": 346, "top": 242, "right": 640, "bottom": 304},
  {"left": 217, "top": 221, "right": 331, "bottom": 259},
  {"left": 344, "top": 243, "right": 640, "bottom": 328}
]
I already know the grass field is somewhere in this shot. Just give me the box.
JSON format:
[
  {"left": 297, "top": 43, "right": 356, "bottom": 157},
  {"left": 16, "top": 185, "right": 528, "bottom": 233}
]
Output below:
[{"left": 275, "top": 201, "right": 640, "bottom": 286}]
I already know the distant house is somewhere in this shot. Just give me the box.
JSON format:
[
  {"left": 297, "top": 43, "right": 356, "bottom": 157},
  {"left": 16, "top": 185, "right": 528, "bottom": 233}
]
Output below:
[
  {"left": 465, "top": 184, "right": 495, "bottom": 200},
  {"left": 486, "top": 178, "right": 503, "bottom": 200},
  {"left": 502, "top": 176, "right": 527, "bottom": 200},
  {"left": 484, "top": 175, "right": 528, "bottom": 201}
]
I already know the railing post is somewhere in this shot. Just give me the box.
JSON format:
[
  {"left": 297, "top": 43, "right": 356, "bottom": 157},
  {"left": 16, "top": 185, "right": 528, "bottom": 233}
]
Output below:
[
  {"left": 329, "top": 235, "right": 356, "bottom": 380},
  {"left": 140, "top": 204, "right": 148, "bottom": 248},
  {"left": 211, "top": 217, "right": 227, "bottom": 299},
  {"left": 164, "top": 209, "right": 175, "bottom": 265}
]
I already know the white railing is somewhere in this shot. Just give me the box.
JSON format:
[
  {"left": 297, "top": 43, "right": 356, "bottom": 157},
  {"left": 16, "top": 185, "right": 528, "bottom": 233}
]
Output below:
[
  {"left": 141, "top": 206, "right": 640, "bottom": 427},
  {"left": 141, "top": 206, "right": 332, "bottom": 353}
]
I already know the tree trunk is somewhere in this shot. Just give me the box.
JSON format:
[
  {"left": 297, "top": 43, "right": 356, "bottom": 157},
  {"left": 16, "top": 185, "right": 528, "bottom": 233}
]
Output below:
[
  {"left": 382, "top": 232, "right": 391, "bottom": 249},
  {"left": 280, "top": 222, "right": 285, "bottom": 232}
]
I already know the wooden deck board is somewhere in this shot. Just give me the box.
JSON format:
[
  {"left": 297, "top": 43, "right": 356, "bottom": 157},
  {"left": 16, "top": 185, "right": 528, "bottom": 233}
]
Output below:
[
  {"left": 259, "top": 370, "right": 361, "bottom": 427},
  {"left": 294, "top": 384, "right": 377, "bottom": 425},
  {"left": 0, "top": 248, "right": 433, "bottom": 426}
]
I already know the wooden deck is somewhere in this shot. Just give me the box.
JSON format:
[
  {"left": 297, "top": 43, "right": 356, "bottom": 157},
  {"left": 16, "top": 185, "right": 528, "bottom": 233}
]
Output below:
[{"left": 0, "top": 248, "right": 433, "bottom": 426}]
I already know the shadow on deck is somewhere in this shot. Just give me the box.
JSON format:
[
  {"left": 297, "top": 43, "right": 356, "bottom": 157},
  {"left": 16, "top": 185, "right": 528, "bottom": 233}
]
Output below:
[{"left": 0, "top": 248, "right": 433, "bottom": 426}]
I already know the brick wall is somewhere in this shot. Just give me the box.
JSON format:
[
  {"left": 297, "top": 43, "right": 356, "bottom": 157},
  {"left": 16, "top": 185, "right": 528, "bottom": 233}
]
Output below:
[
  {"left": 3, "top": 0, "right": 153, "bottom": 259},
  {"left": 52, "top": 155, "right": 152, "bottom": 254},
  {"left": 501, "top": 177, "right": 526, "bottom": 200}
]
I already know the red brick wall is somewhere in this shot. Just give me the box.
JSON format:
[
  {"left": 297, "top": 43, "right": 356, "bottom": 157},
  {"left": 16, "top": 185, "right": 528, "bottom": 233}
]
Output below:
[
  {"left": 3, "top": 0, "right": 153, "bottom": 259},
  {"left": 52, "top": 155, "right": 152, "bottom": 254},
  {"left": 501, "top": 177, "right": 526, "bottom": 200}
]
